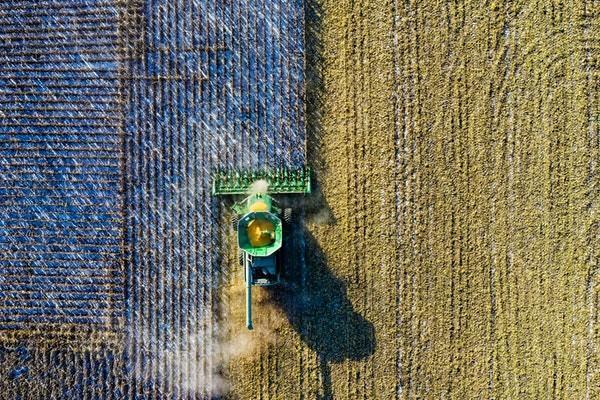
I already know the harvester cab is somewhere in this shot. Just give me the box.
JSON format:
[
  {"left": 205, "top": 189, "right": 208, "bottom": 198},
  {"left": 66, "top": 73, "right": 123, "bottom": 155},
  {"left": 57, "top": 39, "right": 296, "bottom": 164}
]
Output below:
[{"left": 212, "top": 168, "right": 311, "bottom": 330}]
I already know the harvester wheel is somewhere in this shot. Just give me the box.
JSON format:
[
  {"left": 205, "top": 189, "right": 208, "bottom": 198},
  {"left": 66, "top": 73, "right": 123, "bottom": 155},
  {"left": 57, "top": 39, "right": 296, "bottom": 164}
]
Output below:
[
  {"left": 283, "top": 208, "right": 292, "bottom": 224},
  {"left": 231, "top": 214, "right": 238, "bottom": 231}
]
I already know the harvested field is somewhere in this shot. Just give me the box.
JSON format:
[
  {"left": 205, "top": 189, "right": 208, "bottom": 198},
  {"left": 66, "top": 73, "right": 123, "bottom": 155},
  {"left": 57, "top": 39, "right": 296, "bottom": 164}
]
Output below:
[{"left": 222, "top": 1, "right": 600, "bottom": 399}]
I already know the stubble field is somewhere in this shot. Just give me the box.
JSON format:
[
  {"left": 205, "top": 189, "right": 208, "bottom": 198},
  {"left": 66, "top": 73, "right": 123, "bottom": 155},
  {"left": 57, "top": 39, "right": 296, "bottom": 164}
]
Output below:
[{"left": 223, "top": 1, "right": 599, "bottom": 399}]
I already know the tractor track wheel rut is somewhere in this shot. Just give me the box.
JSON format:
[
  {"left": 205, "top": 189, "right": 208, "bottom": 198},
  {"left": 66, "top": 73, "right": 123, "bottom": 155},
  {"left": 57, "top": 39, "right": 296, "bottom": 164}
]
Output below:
[
  {"left": 283, "top": 208, "right": 293, "bottom": 224},
  {"left": 231, "top": 213, "right": 239, "bottom": 232}
]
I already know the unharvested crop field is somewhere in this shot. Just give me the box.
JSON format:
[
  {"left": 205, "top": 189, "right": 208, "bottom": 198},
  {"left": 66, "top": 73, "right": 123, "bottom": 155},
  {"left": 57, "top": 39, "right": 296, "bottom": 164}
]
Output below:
[
  {"left": 223, "top": 1, "right": 600, "bottom": 399},
  {"left": 0, "top": 0, "right": 598, "bottom": 399}
]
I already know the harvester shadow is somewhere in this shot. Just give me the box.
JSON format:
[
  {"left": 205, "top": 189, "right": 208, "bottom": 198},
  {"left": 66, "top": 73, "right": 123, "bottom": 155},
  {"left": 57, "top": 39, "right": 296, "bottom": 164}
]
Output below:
[
  {"left": 269, "top": 0, "right": 375, "bottom": 397},
  {"left": 269, "top": 224, "right": 375, "bottom": 400}
]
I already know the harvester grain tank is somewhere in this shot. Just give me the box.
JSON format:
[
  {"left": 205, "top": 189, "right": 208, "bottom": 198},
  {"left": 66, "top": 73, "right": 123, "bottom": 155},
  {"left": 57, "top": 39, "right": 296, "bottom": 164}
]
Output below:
[{"left": 212, "top": 168, "right": 311, "bottom": 329}]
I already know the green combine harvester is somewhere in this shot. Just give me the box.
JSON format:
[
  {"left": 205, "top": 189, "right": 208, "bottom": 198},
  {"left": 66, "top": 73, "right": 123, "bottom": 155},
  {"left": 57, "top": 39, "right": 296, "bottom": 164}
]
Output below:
[{"left": 212, "top": 168, "right": 311, "bottom": 329}]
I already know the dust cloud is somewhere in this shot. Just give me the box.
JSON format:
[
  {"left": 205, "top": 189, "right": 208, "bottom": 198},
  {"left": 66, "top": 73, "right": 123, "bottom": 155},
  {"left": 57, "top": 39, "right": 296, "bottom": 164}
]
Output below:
[
  {"left": 132, "top": 310, "right": 280, "bottom": 398},
  {"left": 248, "top": 179, "right": 269, "bottom": 195},
  {"left": 307, "top": 207, "right": 333, "bottom": 225}
]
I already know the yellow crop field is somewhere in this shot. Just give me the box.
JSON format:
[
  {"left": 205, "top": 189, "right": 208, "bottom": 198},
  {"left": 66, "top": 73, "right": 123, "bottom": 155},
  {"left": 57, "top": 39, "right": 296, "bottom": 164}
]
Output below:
[{"left": 222, "top": 1, "right": 600, "bottom": 399}]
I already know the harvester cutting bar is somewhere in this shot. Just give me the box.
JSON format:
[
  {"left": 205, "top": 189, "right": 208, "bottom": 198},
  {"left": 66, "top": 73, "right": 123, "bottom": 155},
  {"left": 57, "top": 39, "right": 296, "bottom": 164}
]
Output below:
[{"left": 212, "top": 167, "right": 311, "bottom": 195}]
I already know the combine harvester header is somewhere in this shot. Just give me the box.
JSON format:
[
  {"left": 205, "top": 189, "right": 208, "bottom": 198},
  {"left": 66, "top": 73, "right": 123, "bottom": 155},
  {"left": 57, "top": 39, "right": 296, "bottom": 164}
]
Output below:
[{"left": 212, "top": 168, "right": 311, "bottom": 195}]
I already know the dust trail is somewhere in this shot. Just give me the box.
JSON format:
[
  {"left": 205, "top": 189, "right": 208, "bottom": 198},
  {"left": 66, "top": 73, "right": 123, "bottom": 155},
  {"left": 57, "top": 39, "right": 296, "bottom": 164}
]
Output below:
[
  {"left": 222, "top": 272, "right": 285, "bottom": 351},
  {"left": 307, "top": 207, "right": 333, "bottom": 225},
  {"left": 218, "top": 260, "right": 288, "bottom": 393},
  {"left": 134, "top": 254, "right": 285, "bottom": 398},
  {"left": 132, "top": 313, "right": 279, "bottom": 398}
]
